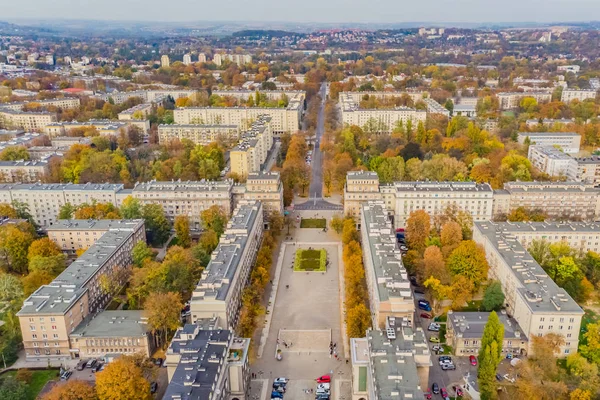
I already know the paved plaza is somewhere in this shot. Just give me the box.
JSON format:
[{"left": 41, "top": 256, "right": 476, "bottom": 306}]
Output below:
[{"left": 251, "top": 210, "right": 351, "bottom": 400}]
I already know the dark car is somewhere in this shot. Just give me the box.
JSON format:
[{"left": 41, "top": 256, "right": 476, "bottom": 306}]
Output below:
[
  {"left": 496, "top": 373, "right": 504, "bottom": 381},
  {"left": 271, "top": 391, "right": 284, "bottom": 399},
  {"left": 150, "top": 382, "right": 158, "bottom": 394},
  {"left": 432, "top": 383, "right": 439, "bottom": 394},
  {"left": 92, "top": 362, "right": 103, "bottom": 373},
  {"left": 76, "top": 360, "right": 86, "bottom": 371},
  {"left": 409, "top": 276, "right": 418, "bottom": 286},
  {"left": 420, "top": 313, "right": 432, "bottom": 319}
]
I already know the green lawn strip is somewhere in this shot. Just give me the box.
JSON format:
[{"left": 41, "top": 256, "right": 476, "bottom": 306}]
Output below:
[
  {"left": 300, "top": 218, "right": 326, "bottom": 229},
  {"left": 294, "top": 249, "right": 327, "bottom": 271},
  {"left": 2, "top": 369, "right": 59, "bottom": 400}
]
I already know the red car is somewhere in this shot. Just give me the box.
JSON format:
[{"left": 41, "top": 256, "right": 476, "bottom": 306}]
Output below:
[
  {"left": 455, "top": 387, "right": 464, "bottom": 397},
  {"left": 420, "top": 313, "right": 432, "bottom": 319},
  {"left": 316, "top": 375, "right": 331, "bottom": 383},
  {"left": 441, "top": 388, "right": 448, "bottom": 397},
  {"left": 424, "top": 391, "right": 432, "bottom": 400},
  {"left": 470, "top": 355, "right": 477, "bottom": 366}
]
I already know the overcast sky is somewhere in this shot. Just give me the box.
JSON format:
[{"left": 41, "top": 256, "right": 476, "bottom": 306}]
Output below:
[{"left": 4, "top": 0, "right": 600, "bottom": 23}]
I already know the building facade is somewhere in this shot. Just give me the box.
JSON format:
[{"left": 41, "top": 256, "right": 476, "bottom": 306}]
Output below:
[
  {"left": 561, "top": 89, "right": 597, "bottom": 103},
  {"left": 158, "top": 124, "right": 240, "bottom": 146},
  {"left": 0, "top": 159, "right": 52, "bottom": 182},
  {"left": 230, "top": 117, "right": 274, "bottom": 178},
  {"left": 517, "top": 131, "right": 581, "bottom": 153},
  {"left": 527, "top": 145, "right": 572, "bottom": 177},
  {"left": 497, "top": 92, "right": 552, "bottom": 110}
]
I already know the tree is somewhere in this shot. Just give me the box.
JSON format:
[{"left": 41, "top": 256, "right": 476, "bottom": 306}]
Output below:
[
  {"left": 482, "top": 281, "right": 505, "bottom": 311},
  {"left": 28, "top": 237, "right": 61, "bottom": 260},
  {"left": 0, "top": 377, "right": 28, "bottom": 400},
  {"left": 478, "top": 311, "right": 504, "bottom": 400},
  {"left": 142, "top": 204, "right": 171, "bottom": 246},
  {"left": 330, "top": 215, "right": 344, "bottom": 234},
  {"left": 341, "top": 218, "right": 358, "bottom": 244},
  {"left": 406, "top": 210, "right": 430, "bottom": 253},
  {"left": 28, "top": 254, "right": 65, "bottom": 275},
  {"left": 58, "top": 203, "right": 75, "bottom": 220},
  {"left": 0, "top": 146, "right": 29, "bottom": 161},
  {"left": 420, "top": 245, "right": 450, "bottom": 284},
  {"left": 530, "top": 333, "right": 565, "bottom": 375},
  {"left": 200, "top": 206, "right": 227, "bottom": 237},
  {"left": 21, "top": 270, "right": 53, "bottom": 297},
  {"left": 41, "top": 379, "right": 98, "bottom": 400},
  {"left": 448, "top": 275, "right": 475, "bottom": 309},
  {"left": 346, "top": 303, "right": 371, "bottom": 338},
  {"left": 447, "top": 241, "right": 489, "bottom": 286},
  {"left": 144, "top": 292, "right": 183, "bottom": 348},
  {"left": 174, "top": 215, "right": 191, "bottom": 248},
  {"left": 0, "top": 224, "right": 35, "bottom": 274},
  {"left": 120, "top": 196, "right": 142, "bottom": 219},
  {"left": 580, "top": 323, "right": 600, "bottom": 365},
  {"left": 0, "top": 273, "right": 23, "bottom": 303},
  {"left": 0, "top": 203, "right": 17, "bottom": 218},
  {"left": 440, "top": 221, "right": 463, "bottom": 257},
  {"left": 95, "top": 356, "right": 152, "bottom": 400},
  {"left": 132, "top": 241, "right": 154, "bottom": 268}
]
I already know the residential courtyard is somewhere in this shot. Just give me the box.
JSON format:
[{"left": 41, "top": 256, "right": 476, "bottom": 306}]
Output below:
[{"left": 251, "top": 210, "right": 352, "bottom": 400}]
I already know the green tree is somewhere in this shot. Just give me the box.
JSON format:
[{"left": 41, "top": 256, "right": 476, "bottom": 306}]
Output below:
[
  {"left": 120, "top": 196, "right": 143, "bottom": 219},
  {"left": 142, "top": 204, "right": 171, "bottom": 246},
  {"left": 0, "top": 224, "right": 35, "bottom": 274},
  {"left": 200, "top": 206, "right": 227, "bottom": 237},
  {"left": 580, "top": 323, "right": 600, "bottom": 365},
  {"left": 58, "top": 203, "right": 75, "bottom": 220},
  {"left": 174, "top": 215, "right": 191, "bottom": 248},
  {"left": 0, "top": 273, "right": 23, "bottom": 303},
  {"left": 0, "top": 377, "right": 28, "bottom": 400},
  {"left": 132, "top": 241, "right": 154, "bottom": 268},
  {"left": 482, "top": 281, "right": 505, "bottom": 311},
  {"left": 0, "top": 146, "right": 29, "bottom": 161},
  {"left": 446, "top": 240, "right": 489, "bottom": 286},
  {"left": 478, "top": 311, "right": 505, "bottom": 400}
]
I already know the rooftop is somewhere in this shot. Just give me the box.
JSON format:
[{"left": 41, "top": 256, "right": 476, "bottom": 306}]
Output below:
[
  {"left": 447, "top": 311, "right": 527, "bottom": 340},
  {"left": 503, "top": 181, "right": 600, "bottom": 193},
  {"left": 47, "top": 219, "right": 144, "bottom": 232},
  {"left": 393, "top": 181, "right": 493, "bottom": 193},
  {"left": 132, "top": 179, "right": 233, "bottom": 193},
  {"left": 347, "top": 170, "right": 379, "bottom": 181},
  {"left": 517, "top": 131, "right": 580, "bottom": 137},
  {"left": 70, "top": 310, "right": 150, "bottom": 338}
]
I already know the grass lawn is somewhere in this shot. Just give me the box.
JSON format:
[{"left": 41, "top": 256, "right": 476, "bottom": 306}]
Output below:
[
  {"left": 294, "top": 248, "right": 327, "bottom": 272},
  {"left": 2, "top": 369, "right": 59, "bottom": 400},
  {"left": 300, "top": 218, "right": 326, "bottom": 229},
  {"left": 459, "top": 300, "right": 483, "bottom": 312}
]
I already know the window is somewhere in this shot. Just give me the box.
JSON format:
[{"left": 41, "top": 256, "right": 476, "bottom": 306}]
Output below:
[
  {"left": 30, "top": 325, "right": 35, "bottom": 331},
  {"left": 52, "top": 325, "right": 57, "bottom": 331}
]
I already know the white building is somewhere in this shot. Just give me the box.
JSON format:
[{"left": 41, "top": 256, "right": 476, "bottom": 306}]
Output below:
[
  {"left": 528, "top": 146, "right": 572, "bottom": 177},
  {"left": 161, "top": 55, "right": 170, "bottom": 68},
  {"left": 517, "top": 131, "right": 581, "bottom": 153},
  {"left": 497, "top": 92, "right": 552, "bottom": 110},
  {"left": 557, "top": 65, "right": 581, "bottom": 74},
  {"left": 561, "top": 89, "right": 597, "bottom": 103},
  {"left": 182, "top": 54, "right": 192, "bottom": 66},
  {"left": 158, "top": 124, "right": 240, "bottom": 146}
]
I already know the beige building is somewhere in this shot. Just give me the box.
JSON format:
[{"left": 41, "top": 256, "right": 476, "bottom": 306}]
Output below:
[
  {"left": 99, "top": 89, "right": 197, "bottom": 105},
  {"left": 158, "top": 124, "right": 240, "bottom": 146},
  {"left": 17, "top": 219, "right": 145, "bottom": 361},
  {"left": 230, "top": 117, "right": 273, "bottom": 178},
  {"left": 43, "top": 120, "right": 129, "bottom": 137},
  {"left": 343, "top": 171, "right": 383, "bottom": 218},
  {"left": 243, "top": 171, "right": 284, "bottom": 217},
  {"left": 50, "top": 136, "right": 92, "bottom": 148},
  {"left": 446, "top": 311, "right": 528, "bottom": 356},
  {"left": 0, "top": 109, "right": 57, "bottom": 131},
  {"left": 473, "top": 221, "right": 584, "bottom": 356},
  {"left": 47, "top": 219, "right": 141, "bottom": 254},
  {"left": 497, "top": 92, "right": 552, "bottom": 110},
  {"left": 0, "top": 98, "right": 80, "bottom": 111},
  {"left": 190, "top": 201, "right": 263, "bottom": 330},
  {"left": 527, "top": 145, "right": 572, "bottom": 177},
  {"left": 561, "top": 89, "right": 597, "bottom": 103},
  {"left": 360, "top": 202, "right": 414, "bottom": 329},
  {"left": 0, "top": 159, "right": 53, "bottom": 182},
  {"left": 69, "top": 310, "right": 153, "bottom": 359},
  {"left": 568, "top": 156, "right": 600, "bottom": 185},
  {"left": 492, "top": 181, "right": 600, "bottom": 221},
  {"left": 161, "top": 55, "right": 170, "bottom": 68}
]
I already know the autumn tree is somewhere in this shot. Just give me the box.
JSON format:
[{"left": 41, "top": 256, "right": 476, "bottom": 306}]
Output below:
[
  {"left": 201, "top": 205, "right": 227, "bottom": 237},
  {"left": 120, "top": 196, "right": 143, "bottom": 219},
  {"left": 580, "top": 323, "right": 600, "bottom": 365},
  {"left": 142, "top": 204, "right": 171, "bottom": 246},
  {"left": 440, "top": 221, "right": 463, "bottom": 257},
  {"left": 96, "top": 356, "right": 152, "bottom": 400},
  {"left": 21, "top": 270, "right": 53, "bottom": 297},
  {"left": 406, "top": 210, "right": 430, "bottom": 253},
  {"left": 330, "top": 214, "right": 344, "bottom": 234},
  {"left": 144, "top": 291, "right": 183, "bottom": 348},
  {"left": 478, "top": 311, "right": 504, "bottom": 400},
  {"left": 447, "top": 240, "right": 489, "bottom": 286},
  {"left": 132, "top": 241, "right": 154, "bottom": 268},
  {"left": 419, "top": 245, "right": 450, "bottom": 284},
  {"left": 41, "top": 379, "right": 98, "bottom": 400},
  {"left": 27, "top": 237, "right": 65, "bottom": 275},
  {"left": 0, "top": 224, "right": 35, "bottom": 274},
  {"left": 174, "top": 215, "right": 191, "bottom": 248},
  {"left": 0, "top": 203, "right": 17, "bottom": 218}
]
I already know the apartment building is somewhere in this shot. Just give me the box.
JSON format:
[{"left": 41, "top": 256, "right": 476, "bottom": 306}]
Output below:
[
  {"left": 527, "top": 145, "right": 572, "bottom": 177},
  {"left": 47, "top": 219, "right": 139, "bottom": 254},
  {"left": 567, "top": 156, "right": 600, "bottom": 185},
  {"left": 212, "top": 53, "right": 252, "bottom": 67},
  {"left": 190, "top": 201, "right": 263, "bottom": 329},
  {"left": 243, "top": 171, "right": 284, "bottom": 216},
  {"left": 340, "top": 91, "right": 425, "bottom": 103},
  {"left": 339, "top": 92, "right": 427, "bottom": 133},
  {"left": 50, "top": 136, "right": 92, "bottom": 148},
  {"left": 497, "top": 92, "right": 552, "bottom": 110},
  {"left": 0, "top": 132, "right": 43, "bottom": 152},
  {"left": 423, "top": 98, "right": 450, "bottom": 117},
  {"left": 360, "top": 202, "right": 414, "bottom": 329},
  {"left": 446, "top": 311, "right": 528, "bottom": 356},
  {"left": 230, "top": 117, "right": 273, "bottom": 178},
  {"left": 117, "top": 103, "right": 152, "bottom": 133},
  {"left": 517, "top": 131, "right": 581, "bottom": 153},
  {"left": 69, "top": 310, "right": 153, "bottom": 359},
  {"left": 350, "top": 323, "right": 429, "bottom": 400},
  {"left": 164, "top": 320, "right": 250, "bottom": 400},
  {"left": 17, "top": 219, "right": 145, "bottom": 361},
  {"left": 44, "top": 120, "right": 129, "bottom": 137},
  {"left": 492, "top": 181, "right": 600, "bottom": 221},
  {"left": 0, "top": 98, "right": 80, "bottom": 111},
  {"left": 0, "top": 159, "right": 52, "bottom": 183},
  {"left": 473, "top": 221, "right": 584, "bottom": 356},
  {"left": 0, "top": 109, "right": 57, "bottom": 131},
  {"left": 557, "top": 65, "right": 581, "bottom": 74},
  {"left": 99, "top": 89, "right": 197, "bottom": 105},
  {"left": 160, "top": 55, "right": 170, "bottom": 68},
  {"left": 173, "top": 103, "right": 302, "bottom": 136},
  {"left": 525, "top": 118, "right": 575, "bottom": 128},
  {"left": 343, "top": 171, "right": 383, "bottom": 218},
  {"left": 182, "top": 54, "right": 192, "bottom": 66},
  {"left": 561, "top": 89, "right": 597, "bottom": 103},
  {"left": 130, "top": 180, "right": 234, "bottom": 228},
  {"left": 213, "top": 89, "right": 306, "bottom": 104},
  {"left": 157, "top": 124, "right": 240, "bottom": 146}
]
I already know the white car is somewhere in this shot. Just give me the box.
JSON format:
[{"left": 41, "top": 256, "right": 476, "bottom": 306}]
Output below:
[
  {"left": 274, "top": 377, "right": 289, "bottom": 385},
  {"left": 428, "top": 323, "right": 441, "bottom": 332}
]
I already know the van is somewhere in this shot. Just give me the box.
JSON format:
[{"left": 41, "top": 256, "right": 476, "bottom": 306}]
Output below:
[{"left": 418, "top": 300, "right": 432, "bottom": 311}]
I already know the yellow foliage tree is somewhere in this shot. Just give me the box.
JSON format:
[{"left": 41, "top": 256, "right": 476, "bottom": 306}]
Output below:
[{"left": 95, "top": 356, "right": 152, "bottom": 400}]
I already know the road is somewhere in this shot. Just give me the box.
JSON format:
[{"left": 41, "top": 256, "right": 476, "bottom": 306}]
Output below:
[{"left": 296, "top": 83, "right": 342, "bottom": 211}]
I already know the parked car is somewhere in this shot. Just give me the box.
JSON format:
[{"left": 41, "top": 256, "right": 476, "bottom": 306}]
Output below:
[
  {"left": 441, "top": 363, "right": 456, "bottom": 371},
  {"left": 274, "top": 377, "right": 289, "bottom": 385},
  {"left": 418, "top": 299, "right": 432, "bottom": 311},
  {"left": 420, "top": 313, "right": 432, "bottom": 319},
  {"left": 439, "top": 356, "right": 452, "bottom": 362},
  {"left": 441, "top": 388, "right": 448, "bottom": 397},
  {"left": 273, "top": 386, "right": 286, "bottom": 393},
  {"left": 92, "top": 362, "right": 103, "bottom": 373},
  {"left": 409, "top": 276, "right": 418, "bottom": 286},
  {"left": 432, "top": 382, "right": 440, "bottom": 394},
  {"left": 60, "top": 370, "right": 72, "bottom": 381},
  {"left": 469, "top": 355, "right": 477, "bottom": 366},
  {"left": 316, "top": 375, "right": 330, "bottom": 383},
  {"left": 439, "top": 358, "right": 452, "bottom": 366},
  {"left": 428, "top": 323, "right": 440, "bottom": 331},
  {"left": 431, "top": 345, "right": 442, "bottom": 354},
  {"left": 429, "top": 336, "right": 440, "bottom": 343},
  {"left": 76, "top": 360, "right": 86, "bottom": 371},
  {"left": 85, "top": 359, "right": 97, "bottom": 369},
  {"left": 453, "top": 386, "right": 464, "bottom": 397},
  {"left": 424, "top": 390, "right": 432, "bottom": 399},
  {"left": 495, "top": 373, "right": 504, "bottom": 381},
  {"left": 399, "top": 245, "right": 408, "bottom": 251},
  {"left": 271, "top": 391, "right": 284, "bottom": 399},
  {"left": 414, "top": 288, "right": 425, "bottom": 295},
  {"left": 154, "top": 357, "right": 163, "bottom": 367},
  {"left": 150, "top": 382, "right": 158, "bottom": 394}
]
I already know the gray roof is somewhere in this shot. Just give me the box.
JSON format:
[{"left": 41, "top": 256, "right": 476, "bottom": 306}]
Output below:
[
  {"left": 47, "top": 219, "right": 144, "bottom": 232},
  {"left": 163, "top": 325, "right": 232, "bottom": 400},
  {"left": 393, "top": 181, "right": 493, "bottom": 193},
  {"left": 192, "top": 201, "right": 261, "bottom": 303},
  {"left": 347, "top": 170, "right": 379, "bottom": 181},
  {"left": 132, "top": 180, "right": 233, "bottom": 193},
  {"left": 70, "top": 310, "right": 150, "bottom": 338},
  {"left": 528, "top": 145, "right": 571, "bottom": 160},
  {"left": 474, "top": 221, "right": 584, "bottom": 315},
  {"left": 0, "top": 182, "right": 124, "bottom": 192},
  {"left": 247, "top": 171, "right": 280, "bottom": 181},
  {"left": 361, "top": 202, "right": 412, "bottom": 303},
  {"left": 517, "top": 131, "right": 580, "bottom": 137},
  {"left": 503, "top": 181, "right": 600, "bottom": 193},
  {"left": 448, "top": 311, "right": 527, "bottom": 340}
]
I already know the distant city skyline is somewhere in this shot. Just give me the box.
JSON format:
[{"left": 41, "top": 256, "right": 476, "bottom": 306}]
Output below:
[{"left": 3, "top": 0, "right": 600, "bottom": 24}]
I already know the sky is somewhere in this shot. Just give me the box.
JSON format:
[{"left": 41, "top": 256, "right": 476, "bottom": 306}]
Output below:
[{"left": 3, "top": 0, "right": 600, "bottom": 24}]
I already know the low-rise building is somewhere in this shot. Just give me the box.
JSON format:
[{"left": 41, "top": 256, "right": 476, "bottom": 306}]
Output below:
[
  {"left": 0, "top": 109, "right": 57, "bottom": 131},
  {"left": 17, "top": 219, "right": 145, "bottom": 361},
  {"left": 473, "top": 221, "right": 584, "bottom": 356},
  {"left": 99, "top": 89, "right": 197, "bottom": 105},
  {"left": 350, "top": 322, "right": 429, "bottom": 400},
  {"left": 190, "top": 201, "right": 263, "bottom": 329},
  {"left": 164, "top": 321, "right": 250, "bottom": 400},
  {"left": 43, "top": 120, "right": 129, "bottom": 137},
  {"left": 528, "top": 145, "right": 572, "bottom": 177},
  {"left": 453, "top": 103, "right": 477, "bottom": 117},
  {"left": 561, "top": 89, "right": 597, "bottom": 103},
  {"left": 517, "top": 131, "right": 581, "bottom": 153},
  {"left": 50, "top": 136, "right": 92, "bottom": 148},
  {"left": 69, "top": 310, "right": 153, "bottom": 359},
  {"left": 446, "top": 311, "right": 528, "bottom": 356},
  {"left": 525, "top": 118, "right": 575, "bottom": 128},
  {"left": 360, "top": 202, "right": 414, "bottom": 329},
  {"left": 158, "top": 124, "right": 240, "bottom": 146},
  {"left": 0, "top": 158, "right": 53, "bottom": 182}
]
